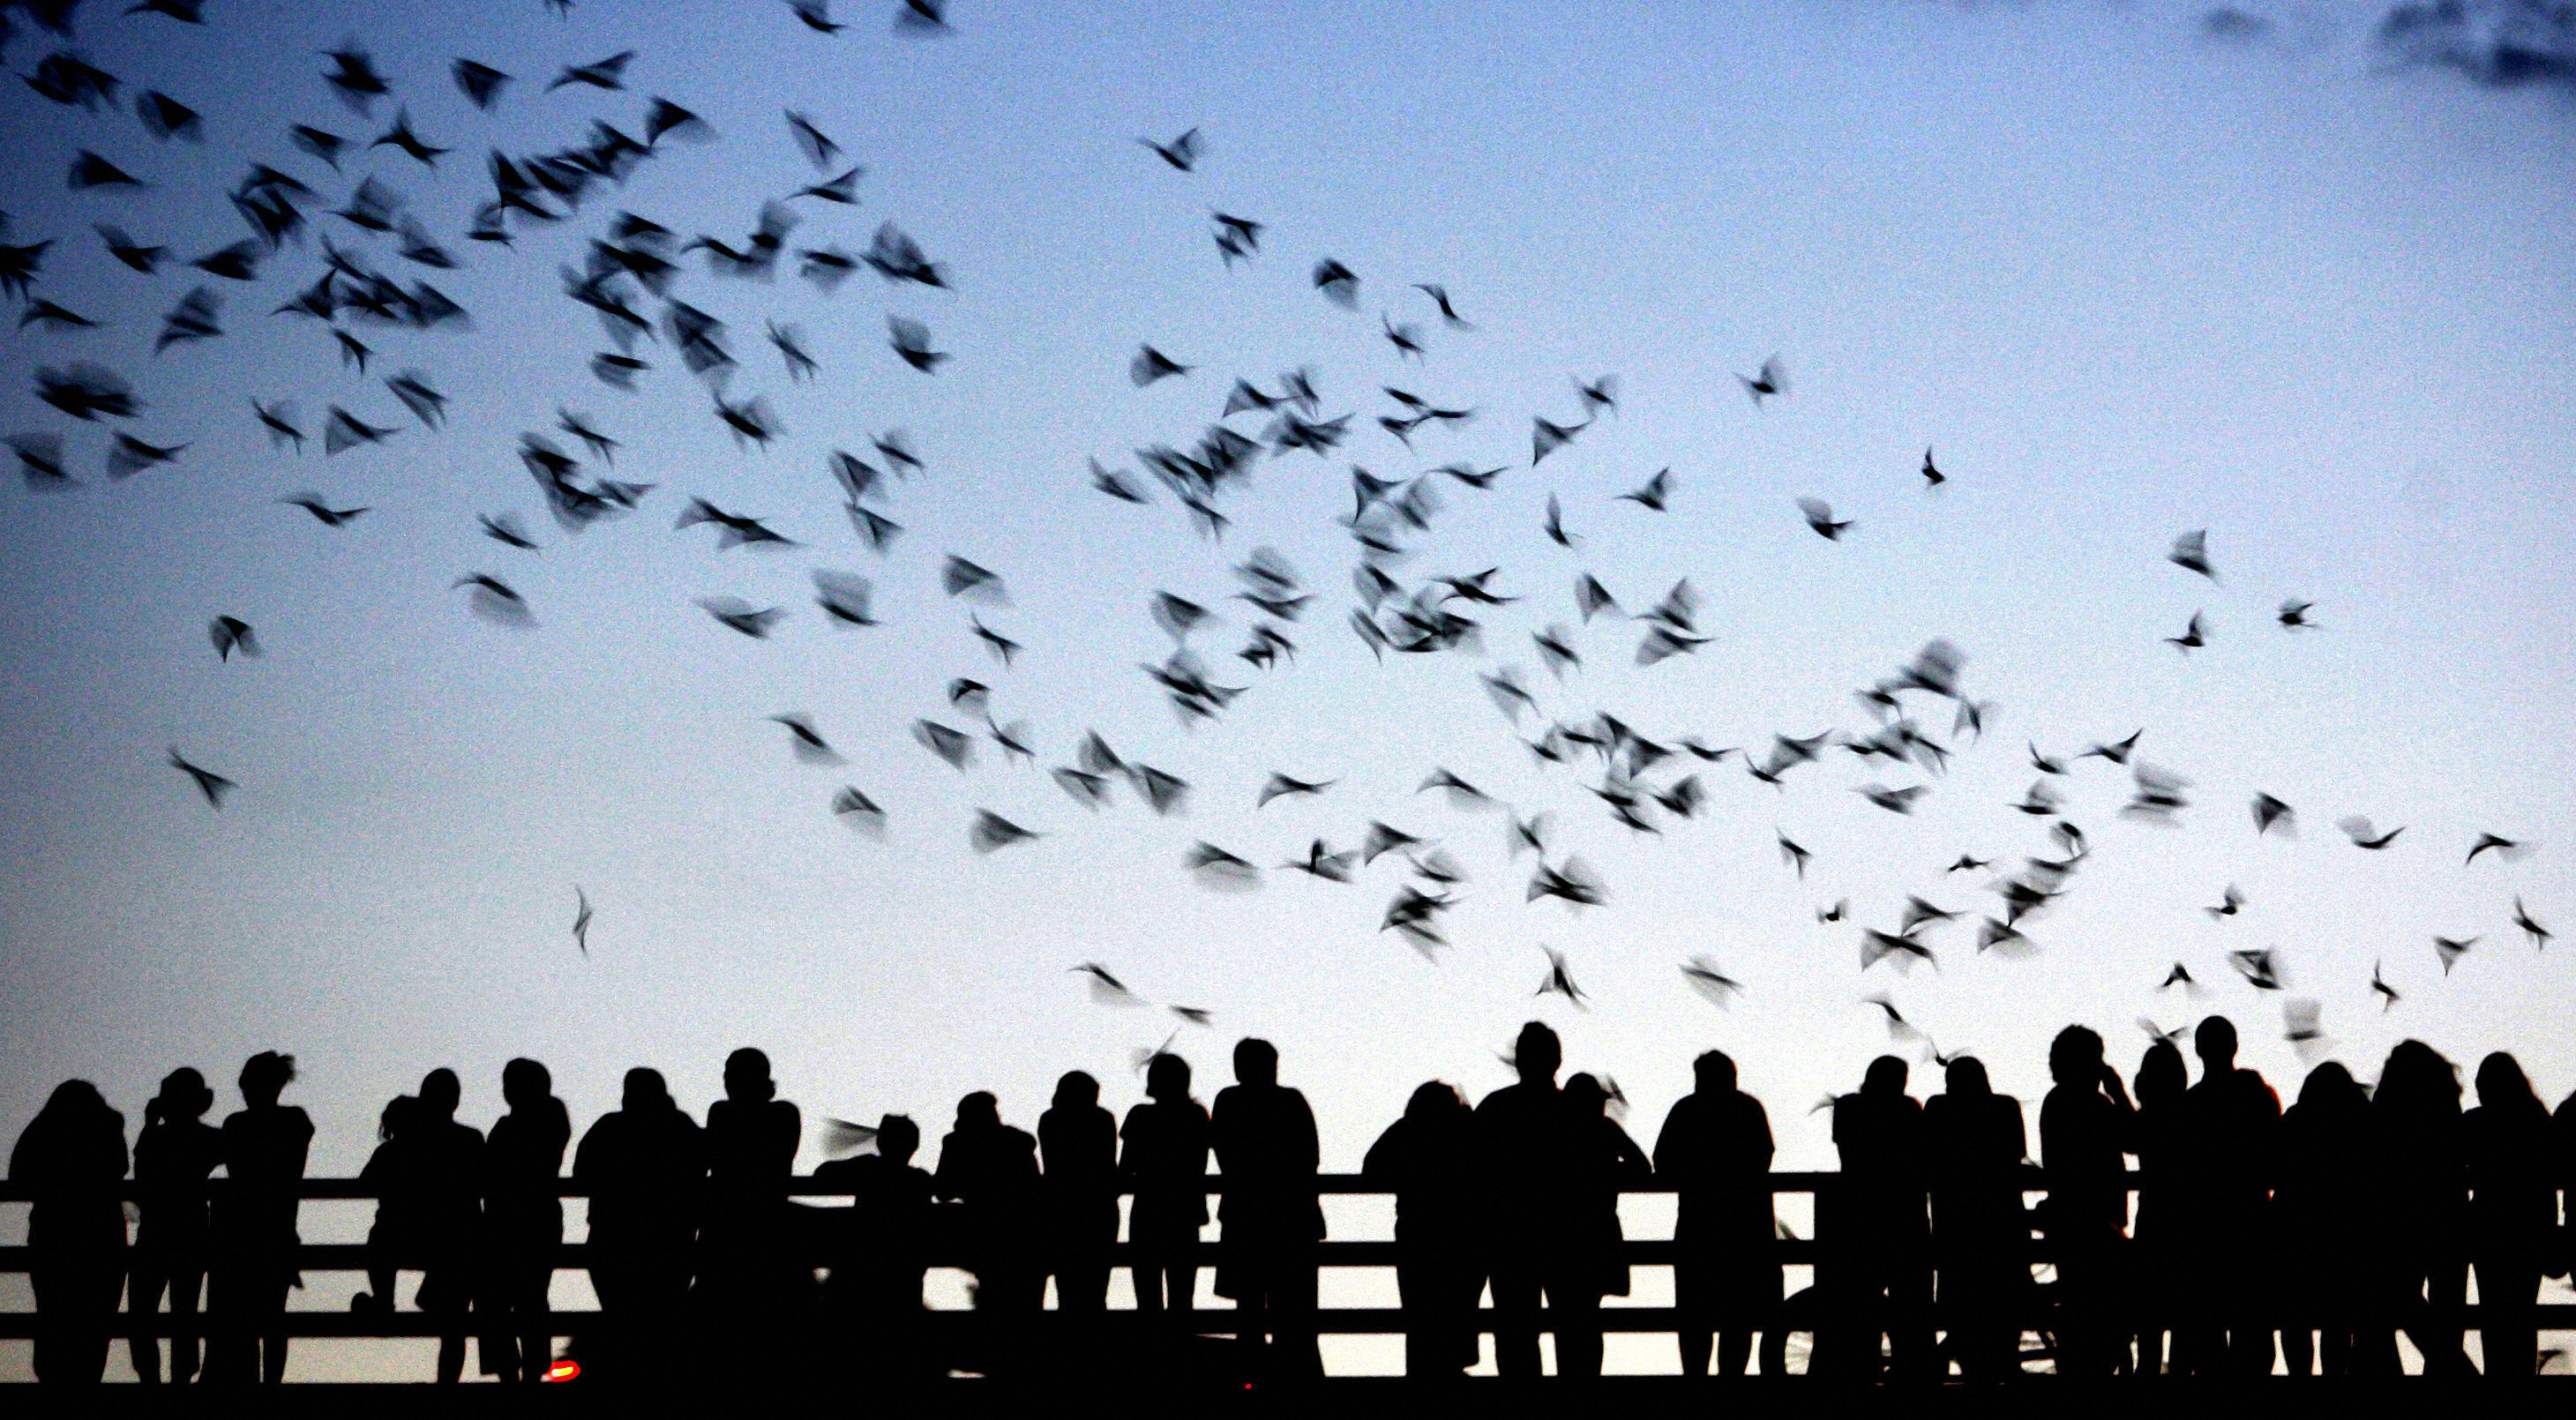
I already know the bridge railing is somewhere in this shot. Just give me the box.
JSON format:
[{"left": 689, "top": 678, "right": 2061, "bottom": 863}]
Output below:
[{"left": 4, "top": 1171, "right": 2570, "bottom": 1346}]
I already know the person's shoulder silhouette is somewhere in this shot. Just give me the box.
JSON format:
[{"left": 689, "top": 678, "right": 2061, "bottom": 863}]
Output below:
[
  {"left": 221, "top": 1050, "right": 314, "bottom": 1185},
  {"left": 1653, "top": 1050, "right": 1773, "bottom": 1179},
  {"left": 9, "top": 1078, "right": 129, "bottom": 1211},
  {"left": 134, "top": 1068, "right": 223, "bottom": 1200},
  {"left": 1210, "top": 1038, "right": 1322, "bottom": 1221},
  {"left": 1834, "top": 1054, "right": 1924, "bottom": 1186},
  {"left": 1039, "top": 1070, "right": 1118, "bottom": 1192},
  {"left": 935, "top": 1091, "right": 1038, "bottom": 1204},
  {"left": 705, "top": 1047, "right": 799, "bottom": 1183}
]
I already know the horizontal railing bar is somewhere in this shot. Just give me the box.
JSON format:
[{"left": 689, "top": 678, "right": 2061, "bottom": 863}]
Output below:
[
  {"left": 0, "top": 1169, "right": 2122, "bottom": 1203},
  {"left": 7, "top": 1304, "right": 2575, "bottom": 1342},
  {"left": 11, "top": 1304, "right": 2576, "bottom": 1340}
]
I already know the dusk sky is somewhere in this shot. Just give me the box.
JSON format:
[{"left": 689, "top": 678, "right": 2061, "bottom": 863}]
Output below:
[{"left": 2, "top": 0, "right": 2572, "bottom": 1377}]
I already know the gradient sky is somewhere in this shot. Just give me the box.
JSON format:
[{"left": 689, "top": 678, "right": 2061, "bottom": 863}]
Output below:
[{"left": 3, "top": 0, "right": 2574, "bottom": 1375}]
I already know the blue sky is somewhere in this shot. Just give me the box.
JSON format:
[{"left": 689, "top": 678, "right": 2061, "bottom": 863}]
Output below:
[{"left": 1, "top": 0, "right": 2572, "bottom": 1260}]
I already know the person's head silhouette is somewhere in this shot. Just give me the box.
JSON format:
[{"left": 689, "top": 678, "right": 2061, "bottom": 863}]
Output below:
[
  {"left": 723, "top": 1048, "right": 775, "bottom": 1103},
  {"left": 1564, "top": 1072, "right": 1607, "bottom": 1117},
  {"left": 420, "top": 1067, "right": 461, "bottom": 1121},
  {"left": 1693, "top": 1050, "right": 1736, "bottom": 1095},
  {"left": 876, "top": 1114, "right": 920, "bottom": 1166},
  {"left": 37, "top": 1079, "right": 113, "bottom": 1125},
  {"left": 620, "top": 1066, "right": 671, "bottom": 1113},
  {"left": 1944, "top": 1056, "right": 1991, "bottom": 1097},
  {"left": 1861, "top": 1054, "right": 1909, "bottom": 1097},
  {"left": 2298, "top": 1060, "right": 2363, "bottom": 1114},
  {"left": 1145, "top": 1052, "right": 1192, "bottom": 1104},
  {"left": 1053, "top": 1070, "right": 1099, "bottom": 1111},
  {"left": 2475, "top": 1051, "right": 2537, "bottom": 1111},
  {"left": 2137, "top": 1040, "right": 2186, "bottom": 1104},
  {"left": 378, "top": 1093, "right": 418, "bottom": 1143},
  {"left": 1233, "top": 1037, "right": 1278, "bottom": 1088},
  {"left": 1405, "top": 1080, "right": 1462, "bottom": 1121},
  {"left": 502, "top": 1058, "right": 551, "bottom": 1112},
  {"left": 149, "top": 1066, "right": 213, "bottom": 1125},
  {"left": 2194, "top": 1015, "right": 2238, "bottom": 1073},
  {"left": 240, "top": 1050, "right": 295, "bottom": 1107},
  {"left": 1515, "top": 1021, "right": 1561, "bottom": 1088},
  {"left": 2048, "top": 1026, "right": 2104, "bottom": 1087},
  {"left": 957, "top": 1090, "right": 1000, "bottom": 1131}
]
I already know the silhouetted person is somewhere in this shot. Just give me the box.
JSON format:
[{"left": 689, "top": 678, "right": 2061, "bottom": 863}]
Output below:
[
  {"left": 2464, "top": 1052, "right": 2552, "bottom": 1379},
  {"left": 1556, "top": 1072, "right": 1651, "bottom": 1378},
  {"left": 128, "top": 1068, "right": 221, "bottom": 1385},
  {"left": 1211, "top": 1037, "right": 1324, "bottom": 1382},
  {"left": 11, "top": 1080, "right": 129, "bottom": 1384},
  {"left": 1923, "top": 1056, "right": 2027, "bottom": 1382},
  {"left": 2038, "top": 1026, "right": 2132, "bottom": 1378},
  {"left": 2355, "top": 1039, "right": 2470, "bottom": 1377},
  {"left": 699, "top": 1048, "right": 808, "bottom": 1365},
  {"left": 936, "top": 1091, "right": 1043, "bottom": 1375},
  {"left": 2557, "top": 1085, "right": 2576, "bottom": 1304},
  {"left": 1364, "top": 1080, "right": 1480, "bottom": 1377},
  {"left": 1120, "top": 1053, "right": 1211, "bottom": 1334},
  {"left": 354, "top": 1070, "right": 483, "bottom": 1382},
  {"left": 204, "top": 1051, "right": 311, "bottom": 1385},
  {"left": 478, "top": 1058, "right": 570, "bottom": 1384},
  {"left": 573, "top": 1067, "right": 706, "bottom": 1383},
  {"left": 1476, "top": 1021, "right": 1582, "bottom": 1379},
  {"left": 2275, "top": 1061, "right": 2370, "bottom": 1376},
  {"left": 2128, "top": 1041, "right": 2189, "bottom": 1374},
  {"left": 2177, "top": 1015, "right": 2278, "bottom": 1375},
  {"left": 1654, "top": 1050, "right": 1776, "bottom": 1379},
  {"left": 1818, "top": 1055, "right": 1930, "bottom": 1381},
  {"left": 816, "top": 1114, "right": 935, "bottom": 1376},
  {"left": 1040, "top": 1070, "right": 1119, "bottom": 1320}
]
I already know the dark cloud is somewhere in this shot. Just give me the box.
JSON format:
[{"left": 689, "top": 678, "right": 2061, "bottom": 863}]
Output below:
[{"left": 2378, "top": 0, "right": 2576, "bottom": 88}]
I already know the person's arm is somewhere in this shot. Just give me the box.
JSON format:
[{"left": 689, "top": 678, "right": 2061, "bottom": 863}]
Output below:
[
  {"left": 1361, "top": 1119, "right": 1401, "bottom": 1183},
  {"left": 1208, "top": 1090, "right": 1235, "bottom": 1180},
  {"left": 1650, "top": 1102, "right": 1682, "bottom": 1180},
  {"left": 1609, "top": 1123, "right": 1653, "bottom": 1183},
  {"left": 1293, "top": 1091, "right": 1321, "bottom": 1177}
]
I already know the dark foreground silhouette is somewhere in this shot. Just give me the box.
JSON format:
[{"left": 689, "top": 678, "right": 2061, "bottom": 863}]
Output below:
[{"left": 7, "top": 1019, "right": 2573, "bottom": 1385}]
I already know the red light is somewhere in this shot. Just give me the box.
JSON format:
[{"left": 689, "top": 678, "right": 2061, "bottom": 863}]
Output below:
[{"left": 543, "top": 1359, "right": 581, "bottom": 1383}]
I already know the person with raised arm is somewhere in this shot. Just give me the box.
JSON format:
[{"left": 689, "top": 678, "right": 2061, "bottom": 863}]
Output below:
[
  {"left": 128, "top": 1068, "right": 221, "bottom": 1385},
  {"left": 2037, "top": 1027, "right": 2132, "bottom": 1378}
]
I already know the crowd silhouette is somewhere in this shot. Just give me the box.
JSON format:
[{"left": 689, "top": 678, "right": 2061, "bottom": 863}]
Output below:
[{"left": 7, "top": 1020, "right": 2575, "bottom": 1386}]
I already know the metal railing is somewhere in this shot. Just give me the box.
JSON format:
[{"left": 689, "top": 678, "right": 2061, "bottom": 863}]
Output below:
[{"left": 5, "top": 1172, "right": 2570, "bottom": 1349}]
